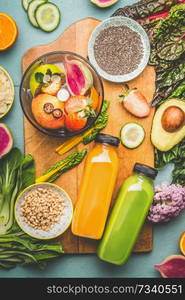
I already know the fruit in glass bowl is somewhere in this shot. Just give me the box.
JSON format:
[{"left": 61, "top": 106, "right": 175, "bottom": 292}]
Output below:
[{"left": 20, "top": 51, "right": 104, "bottom": 138}]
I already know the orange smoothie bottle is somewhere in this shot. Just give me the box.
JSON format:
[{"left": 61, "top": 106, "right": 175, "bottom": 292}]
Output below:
[{"left": 72, "top": 133, "right": 120, "bottom": 240}]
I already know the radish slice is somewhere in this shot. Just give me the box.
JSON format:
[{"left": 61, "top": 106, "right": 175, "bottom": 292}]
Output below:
[{"left": 57, "top": 88, "right": 70, "bottom": 102}]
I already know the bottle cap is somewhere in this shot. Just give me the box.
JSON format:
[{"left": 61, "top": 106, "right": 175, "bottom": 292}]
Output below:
[
  {"left": 133, "top": 163, "right": 158, "bottom": 180},
  {"left": 95, "top": 133, "right": 120, "bottom": 147}
]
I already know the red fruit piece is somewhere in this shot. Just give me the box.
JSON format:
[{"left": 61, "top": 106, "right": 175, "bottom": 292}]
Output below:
[
  {"left": 65, "top": 112, "right": 87, "bottom": 131},
  {"left": 119, "top": 86, "right": 151, "bottom": 118},
  {"left": 0, "top": 123, "right": 13, "bottom": 158},
  {"left": 64, "top": 59, "right": 93, "bottom": 96},
  {"left": 155, "top": 255, "right": 185, "bottom": 278}
]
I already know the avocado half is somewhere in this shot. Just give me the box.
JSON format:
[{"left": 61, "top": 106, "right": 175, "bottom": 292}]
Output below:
[{"left": 151, "top": 99, "right": 185, "bottom": 152}]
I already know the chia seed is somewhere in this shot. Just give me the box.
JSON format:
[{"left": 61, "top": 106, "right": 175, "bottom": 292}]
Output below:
[{"left": 94, "top": 25, "right": 144, "bottom": 76}]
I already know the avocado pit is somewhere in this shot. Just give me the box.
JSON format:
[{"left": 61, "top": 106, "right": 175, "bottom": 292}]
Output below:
[{"left": 161, "top": 106, "right": 185, "bottom": 133}]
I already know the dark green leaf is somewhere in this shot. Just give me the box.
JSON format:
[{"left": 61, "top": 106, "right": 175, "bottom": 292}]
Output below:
[
  {"left": 112, "top": 0, "right": 178, "bottom": 19},
  {"left": 155, "top": 139, "right": 185, "bottom": 184},
  {"left": 35, "top": 72, "right": 44, "bottom": 83},
  {"left": 46, "top": 69, "right": 52, "bottom": 77}
]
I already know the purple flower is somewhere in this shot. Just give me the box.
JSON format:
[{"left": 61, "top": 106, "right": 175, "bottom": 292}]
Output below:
[{"left": 148, "top": 183, "right": 185, "bottom": 223}]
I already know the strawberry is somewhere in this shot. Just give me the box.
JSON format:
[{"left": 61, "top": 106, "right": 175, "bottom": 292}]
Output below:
[
  {"left": 65, "top": 112, "right": 87, "bottom": 131},
  {"left": 119, "top": 85, "right": 151, "bottom": 118}
]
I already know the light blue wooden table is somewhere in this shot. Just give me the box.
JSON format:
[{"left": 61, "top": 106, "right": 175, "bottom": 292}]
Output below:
[{"left": 0, "top": 0, "right": 184, "bottom": 278}]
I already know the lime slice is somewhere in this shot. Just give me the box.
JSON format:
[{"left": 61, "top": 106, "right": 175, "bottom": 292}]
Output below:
[{"left": 120, "top": 122, "right": 145, "bottom": 149}]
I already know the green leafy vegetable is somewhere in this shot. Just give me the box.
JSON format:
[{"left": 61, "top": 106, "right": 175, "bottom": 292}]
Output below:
[
  {"left": 0, "top": 148, "right": 35, "bottom": 234},
  {"left": 0, "top": 148, "right": 64, "bottom": 270},
  {"left": 35, "top": 72, "right": 44, "bottom": 83},
  {"left": 112, "top": 0, "right": 178, "bottom": 19},
  {"left": 0, "top": 226, "right": 64, "bottom": 269},
  {"left": 138, "top": 18, "right": 162, "bottom": 41},
  {"left": 155, "top": 139, "right": 185, "bottom": 185},
  {"left": 36, "top": 149, "right": 87, "bottom": 183},
  {"left": 152, "top": 4, "right": 185, "bottom": 62},
  {"left": 148, "top": 4, "right": 185, "bottom": 106},
  {"left": 46, "top": 68, "right": 52, "bottom": 77},
  {"left": 83, "top": 100, "right": 109, "bottom": 145},
  {"left": 170, "top": 81, "right": 185, "bottom": 99}
]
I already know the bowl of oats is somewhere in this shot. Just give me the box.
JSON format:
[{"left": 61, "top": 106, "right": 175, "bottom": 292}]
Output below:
[
  {"left": 0, "top": 66, "right": 14, "bottom": 119},
  {"left": 15, "top": 183, "right": 73, "bottom": 240}
]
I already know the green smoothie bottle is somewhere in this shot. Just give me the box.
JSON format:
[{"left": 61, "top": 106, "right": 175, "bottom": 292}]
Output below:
[{"left": 97, "top": 163, "right": 158, "bottom": 265}]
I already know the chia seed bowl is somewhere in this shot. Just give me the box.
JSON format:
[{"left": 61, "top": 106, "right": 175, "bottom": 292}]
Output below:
[{"left": 88, "top": 17, "right": 151, "bottom": 83}]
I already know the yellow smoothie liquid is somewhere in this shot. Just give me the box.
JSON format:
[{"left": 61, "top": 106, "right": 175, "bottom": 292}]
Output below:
[{"left": 72, "top": 134, "right": 120, "bottom": 239}]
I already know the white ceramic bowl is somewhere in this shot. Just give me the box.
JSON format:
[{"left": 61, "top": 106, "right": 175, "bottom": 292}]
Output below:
[
  {"left": 0, "top": 66, "right": 14, "bottom": 119},
  {"left": 15, "top": 183, "right": 73, "bottom": 240},
  {"left": 88, "top": 16, "right": 151, "bottom": 83}
]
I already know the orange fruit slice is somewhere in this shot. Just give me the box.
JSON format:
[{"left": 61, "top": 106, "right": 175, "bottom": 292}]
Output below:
[
  {"left": 0, "top": 13, "right": 18, "bottom": 51},
  {"left": 179, "top": 232, "right": 185, "bottom": 256}
]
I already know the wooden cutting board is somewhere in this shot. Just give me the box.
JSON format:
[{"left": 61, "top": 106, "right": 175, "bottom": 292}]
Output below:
[{"left": 22, "top": 18, "right": 156, "bottom": 253}]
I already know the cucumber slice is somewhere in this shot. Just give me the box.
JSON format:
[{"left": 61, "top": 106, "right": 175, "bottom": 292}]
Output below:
[
  {"left": 120, "top": 123, "right": 145, "bottom": 149},
  {"left": 35, "top": 2, "right": 61, "bottom": 32},
  {"left": 27, "top": 0, "right": 47, "bottom": 27},
  {"left": 22, "top": 0, "right": 33, "bottom": 11}
]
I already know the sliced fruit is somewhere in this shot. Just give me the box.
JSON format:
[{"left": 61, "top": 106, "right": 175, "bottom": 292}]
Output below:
[
  {"left": 0, "top": 13, "right": 18, "bottom": 51},
  {"left": 27, "top": 0, "right": 46, "bottom": 28},
  {"left": 0, "top": 123, "right": 13, "bottom": 158},
  {"left": 179, "top": 232, "right": 185, "bottom": 256},
  {"left": 119, "top": 86, "right": 151, "bottom": 118},
  {"left": 120, "top": 123, "right": 145, "bottom": 149},
  {"left": 29, "top": 64, "right": 63, "bottom": 96},
  {"left": 35, "top": 2, "right": 61, "bottom": 32},
  {"left": 151, "top": 99, "right": 185, "bottom": 152},
  {"left": 65, "top": 112, "right": 87, "bottom": 131},
  {"left": 91, "top": 0, "right": 119, "bottom": 8},
  {"left": 65, "top": 96, "right": 89, "bottom": 114},
  {"left": 155, "top": 255, "right": 185, "bottom": 278},
  {"left": 64, "top": 59, "right": 93, "bottom": 96},
  {"left": 90, "top": 86, "right": 99, "bottom": 110},
  {"left": 32, "top": 94, "right": 65, "bottom": 129}
]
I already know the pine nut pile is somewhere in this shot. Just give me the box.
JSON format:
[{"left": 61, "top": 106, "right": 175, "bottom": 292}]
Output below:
[{"left": 20, "top": 187, "right": 65, "bottom": 231}]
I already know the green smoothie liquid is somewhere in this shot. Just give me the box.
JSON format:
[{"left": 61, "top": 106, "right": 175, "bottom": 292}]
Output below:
[{"left": 98, "top": 172, "right": 154, "bottom": 265}]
